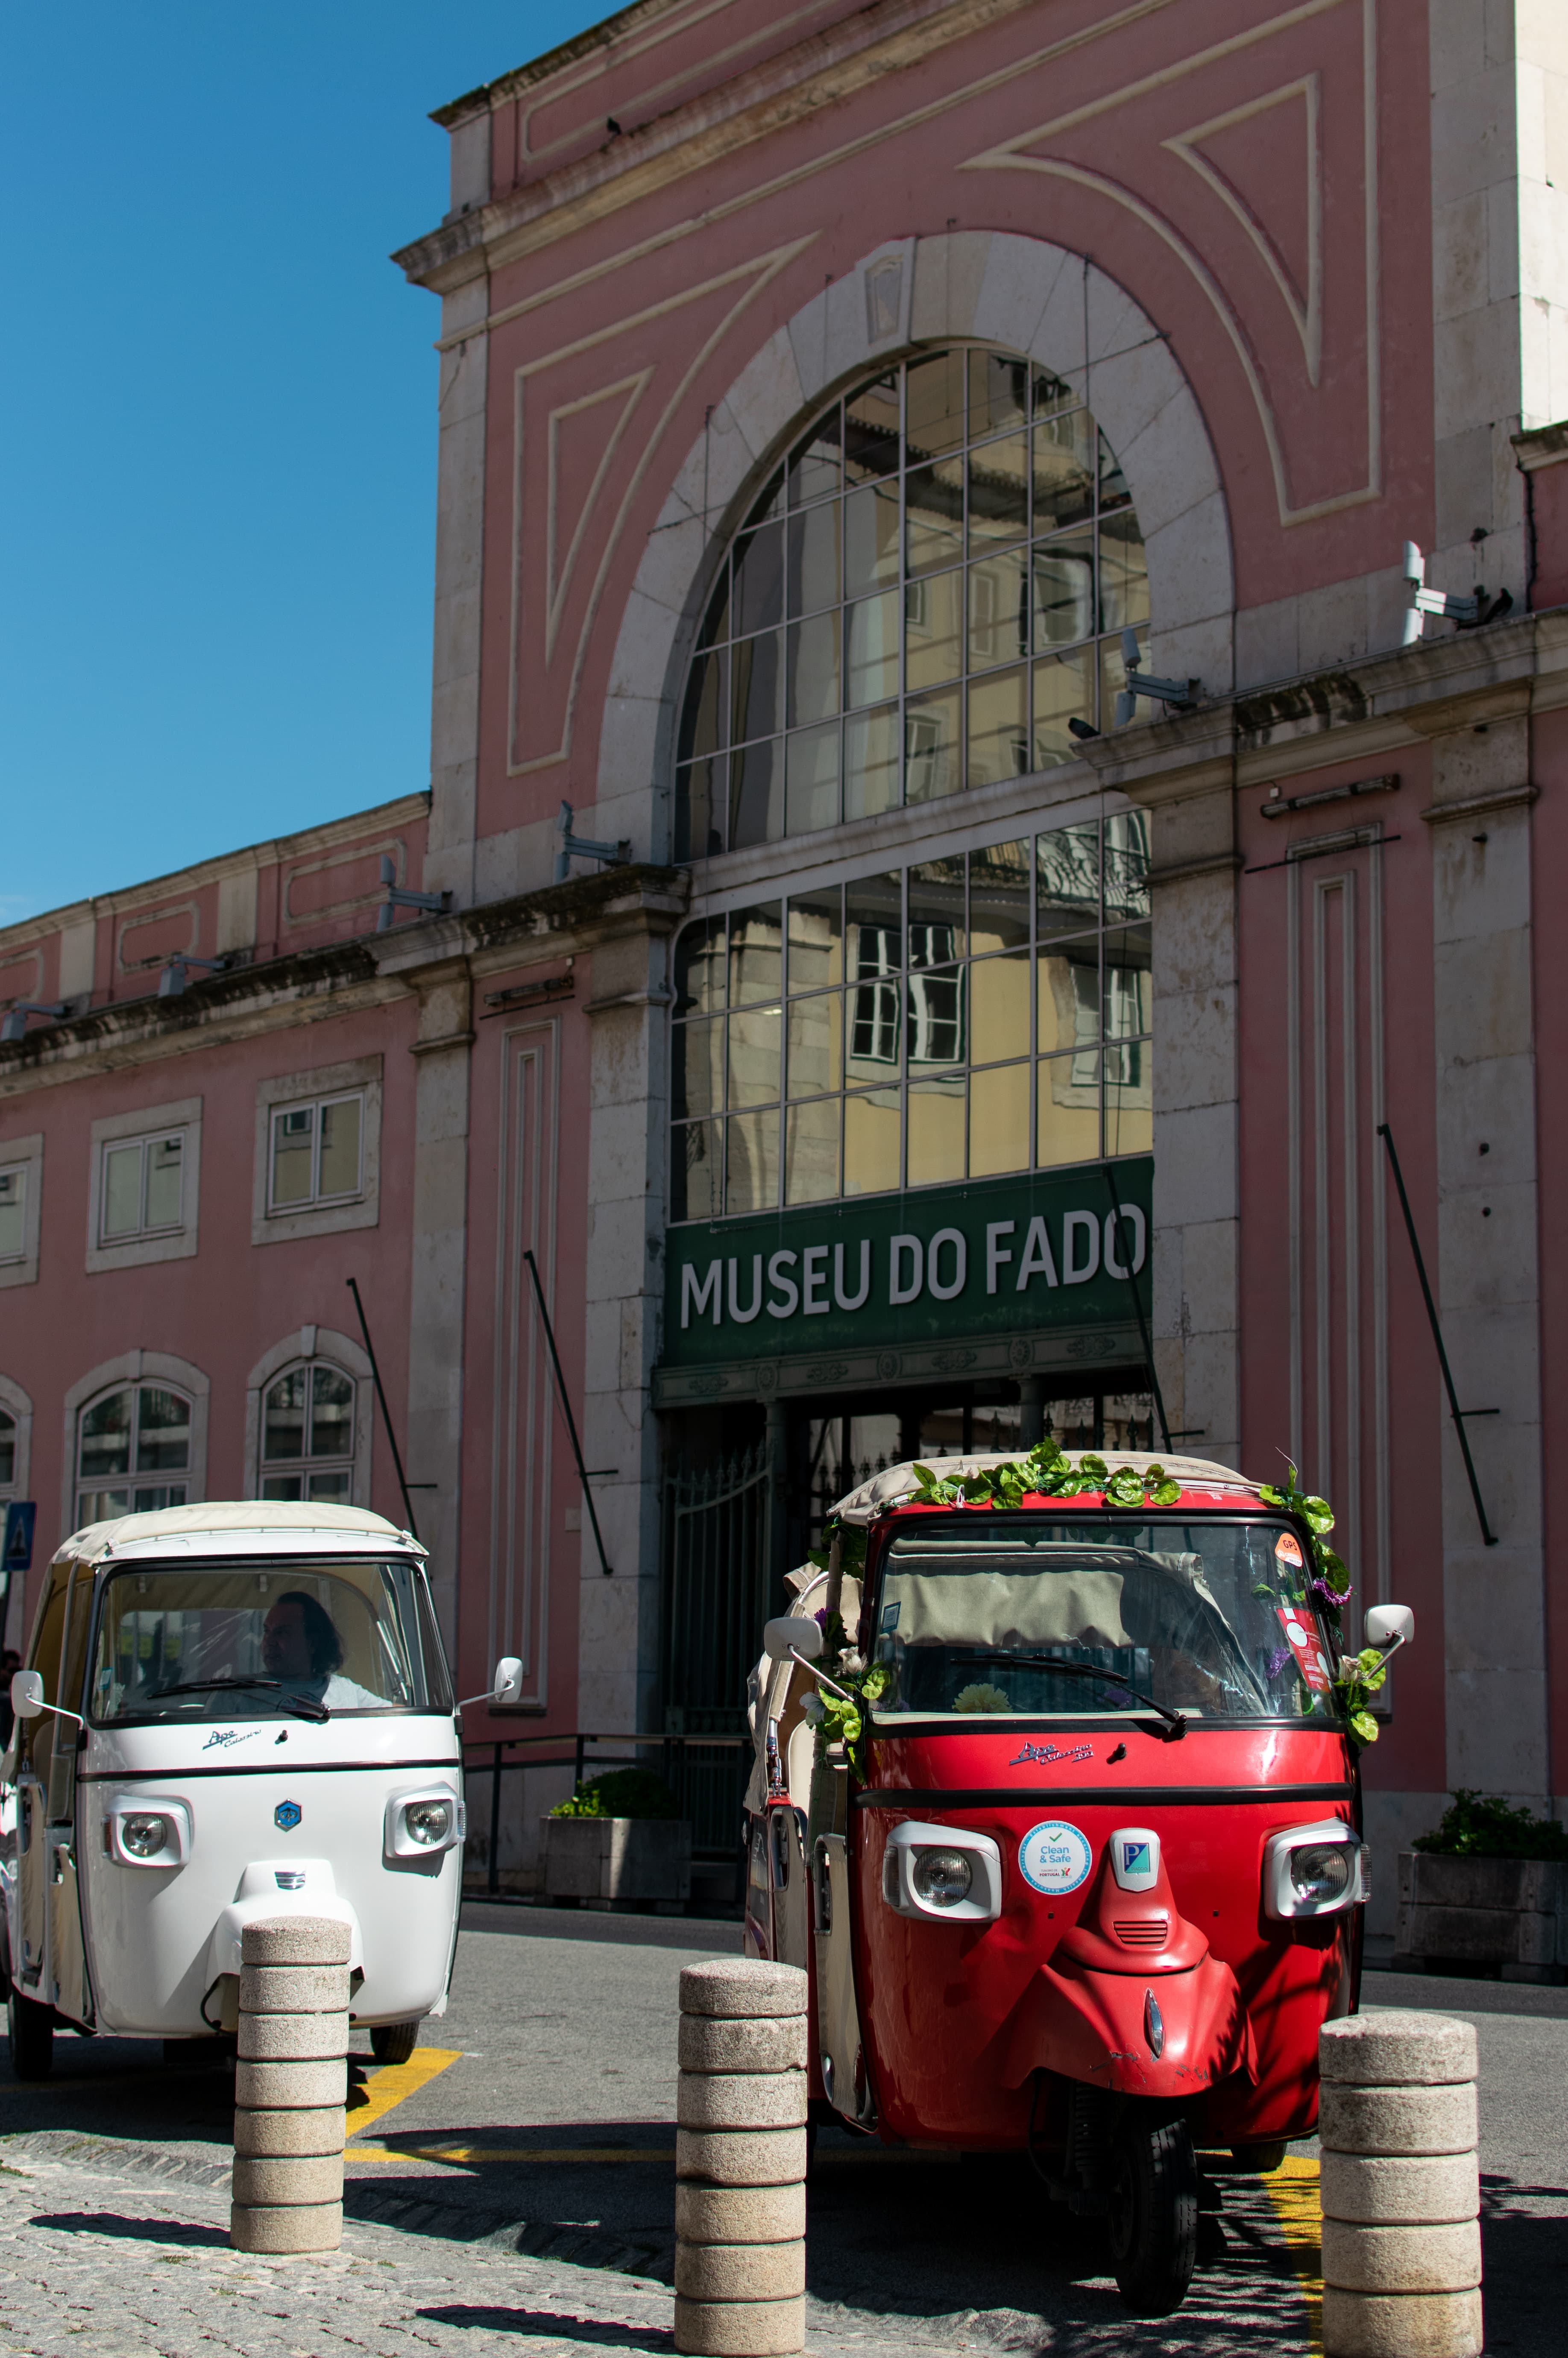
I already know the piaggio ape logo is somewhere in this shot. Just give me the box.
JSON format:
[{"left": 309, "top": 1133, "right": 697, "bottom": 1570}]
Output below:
[{"left": 274, "top": 1799, "right": 302, "bottom": 1832}]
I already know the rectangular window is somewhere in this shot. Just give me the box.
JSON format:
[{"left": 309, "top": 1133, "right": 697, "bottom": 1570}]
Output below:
[
  {"left": 99, "top": 1132, "right": 186, "bottom": 1245},
  {"left": 0, "top": 1168, "right": 25, "bottom": 1262},
  {"left": 669, "top": 816, "right": 1152, "bottom": 1218},
  {"left": 268, "top": 1093, "right": 363, "bottom": 1214}
]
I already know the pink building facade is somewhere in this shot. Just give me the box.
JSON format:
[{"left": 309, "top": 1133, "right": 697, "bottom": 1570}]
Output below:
[{"left": 4, "top": 0, "right": 1568, "bottom": 1908}]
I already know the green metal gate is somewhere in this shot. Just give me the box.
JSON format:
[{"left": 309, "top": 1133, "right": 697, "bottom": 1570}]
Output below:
[{"left": 661, "top": 1444, "right": 770, "bottom": 1857}]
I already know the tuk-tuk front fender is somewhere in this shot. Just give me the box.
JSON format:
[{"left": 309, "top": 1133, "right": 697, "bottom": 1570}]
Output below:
[
  {"left": 203, "top": 1859, "right": 363, "bottom": 1989},
  {"left": 1000, "top": 1949, "right": 1255, "bottom": 2101}
]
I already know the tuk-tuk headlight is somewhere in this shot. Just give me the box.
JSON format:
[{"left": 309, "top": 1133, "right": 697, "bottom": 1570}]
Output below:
[
  {"left": 385, "top": 1787, "right": 465, "bottom": 1863},
  {"left": 105, "top": 1797, "right": 191, "bottom": 1867},
  {"left": 911, "top": 1849, "right": 973, "bottom": 1907},
  {"left": 404, "top": 1799, "right": 451, "bottom": 1848},
  {"left": 1263, "top": 1820, "right": 1364, "bottom": 1919},
  {"left": 881, "top": 1823, "right": 1002, "bottom": 1923}
]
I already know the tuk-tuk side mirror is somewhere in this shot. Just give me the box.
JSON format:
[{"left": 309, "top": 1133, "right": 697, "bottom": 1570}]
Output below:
[
  {"left": 763, "top": 1616, "right": 823, "bottom": 1665},
  {"left": 455, "top": 1656, "right": 526, "bottom": 1712},
  {"left": 1364, "top": 1604, "right": 1414, "bottom": 1657},
  {"left": 10, "top": 1672, "right": 43, "bottom": 1721},
  {"left": 8, "top": 1670, "right": 82, "bottom": 1733}
]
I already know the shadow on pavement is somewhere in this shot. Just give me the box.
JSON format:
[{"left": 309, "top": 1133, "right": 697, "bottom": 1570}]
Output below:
[
  {"left": 420, "top": 2312, "right": 672, "bottom": 2348},
  {"left": 29, "top": 2210, "right": 230, "bottom": 2247},
  {"left": 1481, "top": 2176, "right": 1568, "bottom": 2354}
]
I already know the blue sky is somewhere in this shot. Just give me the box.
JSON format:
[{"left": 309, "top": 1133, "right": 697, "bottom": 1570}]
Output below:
[{"left": 1, "top": 3, "right": 607, "bottom": 926}]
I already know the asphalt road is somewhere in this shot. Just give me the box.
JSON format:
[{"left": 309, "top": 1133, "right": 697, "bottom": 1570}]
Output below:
[{"left": 0, "top": 1908, "right": 1559, "bottom": 2353}]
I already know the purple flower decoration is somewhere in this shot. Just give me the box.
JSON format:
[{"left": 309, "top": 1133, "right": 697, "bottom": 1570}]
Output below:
[
  {"left": 813, "top": 1607, "right": 828, "bottom": 1628},
  {"left": 1307, "top": 1575, "right": 1351, "bottom": 1609},
  {"left": 1266, "top": 1646, "right": 1294, "bottom": 1681}
]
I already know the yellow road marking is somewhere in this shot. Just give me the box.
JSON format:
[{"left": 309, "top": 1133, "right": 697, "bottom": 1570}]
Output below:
[
  {"left": 1266, "top": 2153, "right": 1323, "bottom": 2353},
  {"left": 345, "top": 2048, "right": 464, "bottom": 2140},
  {"left": 349, "top": 2143, "right": 674, "bottom": 2166}
]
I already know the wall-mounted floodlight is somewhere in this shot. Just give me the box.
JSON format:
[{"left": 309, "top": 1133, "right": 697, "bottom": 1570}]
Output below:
[
  {"left": 0, "top": 1001, "right": 67, "bottom": 1044},
  {"left": 554, "top": 800, "right": 630, "bottom": 884},
  {"left": 376, "top": 854, "right": 451, "bottom": 934},
  {"left": 158, "top": 955, "right": 229, "bottom": 999},
  {"left": 1114, "top": 630, "right": 1197, "bottom": 727},
  {"left": 1402, "top": 542, "right": 1511, "bottom": 644}
]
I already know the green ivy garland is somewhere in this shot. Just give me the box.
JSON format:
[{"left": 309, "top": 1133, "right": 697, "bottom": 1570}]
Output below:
[{"left": 1254, "top": 1462, "right": 1386, "bottom": 1749}]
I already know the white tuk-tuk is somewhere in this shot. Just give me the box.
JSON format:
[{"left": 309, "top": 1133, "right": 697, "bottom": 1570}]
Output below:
[{"left": 0, "top": 1501, "right": 510, "bottom": 2080}]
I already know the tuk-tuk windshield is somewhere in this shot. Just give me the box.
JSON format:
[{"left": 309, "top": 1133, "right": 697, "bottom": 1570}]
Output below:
[
  {"left": 870, "top": 1515, "right": 1339, "bottom": 1724},
  {"left": 88, "top": 1557, "right": 453, "bottom": 1722}
]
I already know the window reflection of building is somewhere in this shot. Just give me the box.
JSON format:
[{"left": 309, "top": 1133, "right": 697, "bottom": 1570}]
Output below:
[
  {"left": 675, "top": 347, "right": 1148, "bottom": 859},
  {"left": 76, "top": 1383, "right": 191, "bottom": 1527},
  {"left": 670, "top": 811, "right": 1152, "bottom": 1218}
]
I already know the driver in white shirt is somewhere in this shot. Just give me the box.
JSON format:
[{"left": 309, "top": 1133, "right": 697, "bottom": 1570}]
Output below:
[{"left": 261, "top": 1591, "right": 382, "bottom": 1710}]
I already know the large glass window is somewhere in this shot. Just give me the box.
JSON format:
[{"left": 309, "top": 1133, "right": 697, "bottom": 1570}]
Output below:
[
  {"left": 261, "top": 1362, "right": 357, "bottom": 1503},
  {"left": 268, "top": 1093, "right": 363, "bottom": 1213},
  {"left": 0, "top": 1408, "right": 15, "bottom": 1492},
  {"left": 670, "top": 815, "right": 1149, "bottom": 1219},
  {"left": 675, "top": 349, "right": 1147, "bottom": 858},
  {"left": 76, "top": 1383, "right": 191, "bottom": 1528},
  {"left": 88, "top": 1558, "right": 451, "bottom": 1722}
]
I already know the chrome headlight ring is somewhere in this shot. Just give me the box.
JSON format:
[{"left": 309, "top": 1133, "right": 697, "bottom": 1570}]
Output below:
[
  {"left": 384, "top": 1786, "right": 466, "bottom": 1862},
  {"left": 105, "top": 1796, "right": 192, "bottom": 1869}
]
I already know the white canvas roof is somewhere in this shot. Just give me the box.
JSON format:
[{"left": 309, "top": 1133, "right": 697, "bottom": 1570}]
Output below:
[
  {"left": 829, "top": 1450, "right": 1257, "bottom": 1526},
  {"left": 53, "top": 1500, "right": 424, "bottom": 1566}
]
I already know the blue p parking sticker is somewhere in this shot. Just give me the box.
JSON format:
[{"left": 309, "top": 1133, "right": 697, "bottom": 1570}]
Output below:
[{"left": 1018, "top": 1819, "right": 1093, "bottom": 1895}]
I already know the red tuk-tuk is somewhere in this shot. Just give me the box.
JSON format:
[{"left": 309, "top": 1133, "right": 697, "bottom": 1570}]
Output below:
[{"left": 742, "top": 1449, "right": 1410, "bottom": 2315}]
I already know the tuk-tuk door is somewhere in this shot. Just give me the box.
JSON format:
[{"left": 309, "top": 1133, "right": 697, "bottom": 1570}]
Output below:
[{"left": 15, "top": 1562, "right": 94, "bottom": 2025}]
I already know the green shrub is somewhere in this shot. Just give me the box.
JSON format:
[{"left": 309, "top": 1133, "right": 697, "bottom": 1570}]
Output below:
[
  {"left": 1412, "top": 1788, "right": 1568, "bottom": 1861},
  {"left": 549, "top": 1767, "right": 681, "bottom": 1821}
]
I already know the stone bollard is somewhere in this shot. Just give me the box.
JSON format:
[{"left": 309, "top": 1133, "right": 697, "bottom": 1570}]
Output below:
[
  {"left": 1319, "top": 2011, "right": 1483, "bottom": 2358},
  {"left": 674, "top": 1958, "right": 808, "bottom": 2358},
  {"left": 231, "top": 1916, "right": 351, "bottom": 2254}
]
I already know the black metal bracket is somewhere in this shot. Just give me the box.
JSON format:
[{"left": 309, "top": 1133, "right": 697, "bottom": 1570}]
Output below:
[
  {"left": 1376, "top": 1123, "right": 1498, "bottom": 1546},
  {"left": 346, "top": 1277, "right": 420, "bottom": 1542},
  {"left": 1099, "top": 1163, "right": 1173, "bottom": 1455},
  {"left": 522, "top": 1248, "right": 614, "bottom": 1576}
]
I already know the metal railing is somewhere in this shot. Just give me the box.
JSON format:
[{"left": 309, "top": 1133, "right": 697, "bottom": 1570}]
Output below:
[{"left": 460, "top": 1728, "right": 749, "bottom": 1897}]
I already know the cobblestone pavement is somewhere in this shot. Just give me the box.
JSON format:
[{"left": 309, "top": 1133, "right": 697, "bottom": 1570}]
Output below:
[{"left": 1, "top": 1920, "right": 1558, "bottom": 2357}]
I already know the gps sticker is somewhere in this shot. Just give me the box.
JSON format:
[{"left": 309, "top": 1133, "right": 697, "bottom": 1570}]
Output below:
[{"left": 1018, "top": 1820, "right": 1094, "bottom": 1895}]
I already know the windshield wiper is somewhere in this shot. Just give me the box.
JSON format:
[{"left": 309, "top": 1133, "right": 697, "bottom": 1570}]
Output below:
[
  {"left": 149, "top": 1676, "right": 331, "bottom": 1725},
  {"left": 950, "top": 1651, "right": 1187, "bottom": 1740}
]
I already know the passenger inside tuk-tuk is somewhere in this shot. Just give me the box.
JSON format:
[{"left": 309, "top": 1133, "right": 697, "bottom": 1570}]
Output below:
[{"left": 870, "top": 1516, "right": 1337, "bottom": 1723}]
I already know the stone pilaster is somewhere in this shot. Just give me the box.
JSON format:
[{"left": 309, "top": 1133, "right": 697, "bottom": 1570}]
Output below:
[
  {"left": 578, "top": 911, "right": 680, "bottom": 1730},
  {"left": 1414, "top": 692, "right": 1547, "bottom": 1801},
  {"left": 407, "top": 959, "right": 474, "bottom": 1649}
]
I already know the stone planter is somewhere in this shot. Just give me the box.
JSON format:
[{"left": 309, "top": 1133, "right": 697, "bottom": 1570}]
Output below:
[
  {"left": 543, "top": 1816, "right": 693, "bottom": 1907},
  {"left": 1394, "top": 1850, "right": 1568, "bottom": 1983}
]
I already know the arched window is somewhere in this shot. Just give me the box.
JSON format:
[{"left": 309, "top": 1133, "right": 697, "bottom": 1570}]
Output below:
[
  {"left": 76, "top": 1383, "right": 191, "bottom": 1526},
  {"left": 674, "top": 347, "right": 1146, "bottom": 859},
  {"left": 0, "top": 1407, "right": 15, "bottom": 1495},
  {"left": 260, "top": 1361, "right": 356, "bottom": 1502}
]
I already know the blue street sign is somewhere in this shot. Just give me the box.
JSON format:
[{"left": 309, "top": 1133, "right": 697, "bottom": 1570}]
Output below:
[{"left": 1, "top": 1503, "right": 34, "bottom": 1576}]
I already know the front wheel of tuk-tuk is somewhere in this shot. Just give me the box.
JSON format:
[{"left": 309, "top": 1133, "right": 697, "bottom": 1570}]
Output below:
[
  {"left": 6, "top": 1990, "right": 53, "bottom": 2082},
  {"left": 370, "top": 2021, "right": 419, "bottom": 2066},
  {"left": 1104, "top": 2111, "right": 1198, "bottom": 2317}
]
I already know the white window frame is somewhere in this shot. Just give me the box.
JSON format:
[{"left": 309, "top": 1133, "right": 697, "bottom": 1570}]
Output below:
[
  {"left": 60, "top": 1351, "right": 209, "bottom": 1538},
  {"left": 267, "top": 1091, "right": 365, "bottom": 1214},
  {"left": 252, "top": 1057, "right": 381, "bottom": 1247},
  {"left": 243, "top": 1327, "right": 372, "bottom": 1505},
  {"left": 0, "top": 1134, "right": 43, "bottom": 1289},
  {"left": 86, "top": 1100, "right": 202, "bottom": 1274}
]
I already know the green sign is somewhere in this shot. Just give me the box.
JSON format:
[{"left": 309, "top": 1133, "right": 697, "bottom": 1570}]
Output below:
[{"left": 661, "top": 1159, "right": 1152, "bottom": 1368}]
